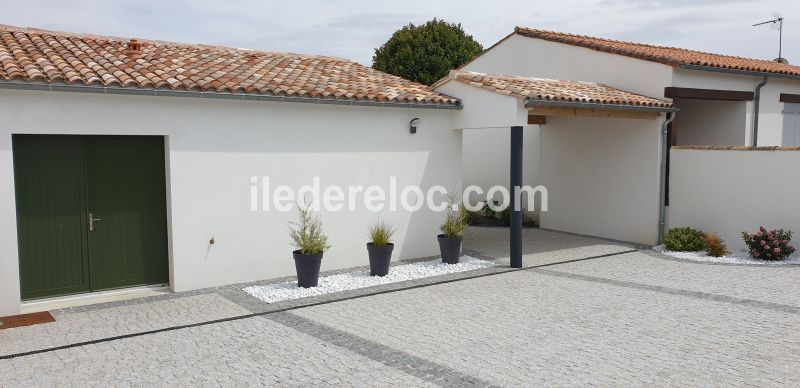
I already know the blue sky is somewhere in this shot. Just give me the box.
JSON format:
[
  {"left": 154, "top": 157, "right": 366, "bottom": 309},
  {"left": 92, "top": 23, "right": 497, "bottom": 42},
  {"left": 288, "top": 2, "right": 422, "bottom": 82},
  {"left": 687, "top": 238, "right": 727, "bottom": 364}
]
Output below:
[{"left": 2, "top": 0, "right": 798, "bottom": 65}]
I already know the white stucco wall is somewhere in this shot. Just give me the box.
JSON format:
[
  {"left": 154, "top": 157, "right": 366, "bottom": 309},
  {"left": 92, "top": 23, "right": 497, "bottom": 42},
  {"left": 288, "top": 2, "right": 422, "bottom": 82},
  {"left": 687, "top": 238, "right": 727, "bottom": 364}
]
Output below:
[
  {"left": 539, "top": 116, "right": 664, "bottom": 245},
  {"left": 461, "top": 34, "right": 674, "bottom": 98},
  {"left": 0, "top": 88, "right": 460, "bottom": 315},
  {"left": 675, "top": 99, "right": 748, "bottom": 146},
  {"left": 435, "top": 80, "right": 539, "bottom": 220},
  {"left": 435, "top": 80, "right": 528, "bottom": 129},
  {"left": 667, "top": 149, "right": 800, "bottom": 251},
  {"left": 460, "top": 126, "right": 540, "bottom": 197},
  {"left": 0, "top": 130, "right": 18, "bottom": 316}
]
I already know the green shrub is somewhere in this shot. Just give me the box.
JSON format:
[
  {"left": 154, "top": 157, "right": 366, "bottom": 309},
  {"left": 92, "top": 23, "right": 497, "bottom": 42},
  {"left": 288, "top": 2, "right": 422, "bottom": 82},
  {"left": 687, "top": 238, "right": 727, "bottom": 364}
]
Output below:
[
  {"left": 742, "top": 227, "right": 796, "bottom": 261},
  {"left": 663, "top": 227, "right": 706, "bottom": 252},
  {"left": 288, "top": 201, "right": 330, "bottom": 255},
  {"left": 368, "top": 220, "right": 395, "bottom": 246},
  {"left": 373, "top": 19, "right": 483, "bottom": 85},
  {"left": 498, "top": 205, "right": 511, "bottom": 226},
  {"left": 484, "top": 199, "right": 510, "bottom": 226},
  {"left": 703, "top": 233, "right": 728, "bottom": 257}
]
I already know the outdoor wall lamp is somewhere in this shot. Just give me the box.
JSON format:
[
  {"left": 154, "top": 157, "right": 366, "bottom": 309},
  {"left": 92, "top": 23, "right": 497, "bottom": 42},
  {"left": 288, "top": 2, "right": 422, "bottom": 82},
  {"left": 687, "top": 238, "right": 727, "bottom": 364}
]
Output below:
[{"left": 410, "top": 118, "right": 420, "bottom": 134}]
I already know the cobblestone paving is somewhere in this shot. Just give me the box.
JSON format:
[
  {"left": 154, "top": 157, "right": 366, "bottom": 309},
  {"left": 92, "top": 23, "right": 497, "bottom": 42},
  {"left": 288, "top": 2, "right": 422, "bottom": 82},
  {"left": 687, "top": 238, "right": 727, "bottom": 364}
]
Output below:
[
  {"left": 0, "top": 293, "right": 249, "bottom": 355},
  {"left": 293, "top": 255, "right": 800, "bottom": 386},
  {"left": 463, "top": 227, "right": 637, "bottom": 267},
  {"left": 267, "top": 312, "right": 496, "bottom": 387},
  {"left": 0, "top": 316, "right": 434, "bottom": 387},
  {"left": 2, "top": 231, "right": 799, "bottom": 386},
  {"left": 552, "top": 251, "right": 800, "bottom": 308}
]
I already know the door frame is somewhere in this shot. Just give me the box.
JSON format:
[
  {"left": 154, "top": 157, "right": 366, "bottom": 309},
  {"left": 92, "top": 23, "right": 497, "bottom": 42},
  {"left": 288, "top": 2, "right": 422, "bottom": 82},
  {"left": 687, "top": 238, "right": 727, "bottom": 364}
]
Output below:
[{"left": 11, "top": 133, "right": 174, "bottom": 301}]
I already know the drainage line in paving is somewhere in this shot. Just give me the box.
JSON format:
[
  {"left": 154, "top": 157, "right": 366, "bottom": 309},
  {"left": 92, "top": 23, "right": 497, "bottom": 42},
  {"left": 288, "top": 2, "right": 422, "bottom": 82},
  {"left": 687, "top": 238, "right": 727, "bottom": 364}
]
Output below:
[{"left": 0, "top": 249, "right": 638, "bottom": 360}]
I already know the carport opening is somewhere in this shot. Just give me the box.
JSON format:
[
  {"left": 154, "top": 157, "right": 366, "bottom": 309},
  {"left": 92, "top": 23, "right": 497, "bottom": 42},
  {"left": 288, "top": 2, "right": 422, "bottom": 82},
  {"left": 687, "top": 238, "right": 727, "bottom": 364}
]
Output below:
[
  {"left": 672, "top": 98, "right": 748, "bottom": 146},
  {"left": 663, "top": 87, "right": 754, "bottom": 147}
]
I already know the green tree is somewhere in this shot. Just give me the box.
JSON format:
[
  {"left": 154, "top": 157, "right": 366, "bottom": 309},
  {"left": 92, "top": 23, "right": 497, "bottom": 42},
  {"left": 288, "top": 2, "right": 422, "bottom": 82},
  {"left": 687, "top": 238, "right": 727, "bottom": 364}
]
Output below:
[{"left": 373, "top": 19, "right": 483, "bottom": 86}]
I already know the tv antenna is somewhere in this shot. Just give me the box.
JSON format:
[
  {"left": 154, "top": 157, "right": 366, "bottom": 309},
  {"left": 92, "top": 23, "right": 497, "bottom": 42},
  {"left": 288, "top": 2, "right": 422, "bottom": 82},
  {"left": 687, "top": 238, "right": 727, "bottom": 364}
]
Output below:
[{"left": 753, "top": 13, "right": 785, "bottom": 62}]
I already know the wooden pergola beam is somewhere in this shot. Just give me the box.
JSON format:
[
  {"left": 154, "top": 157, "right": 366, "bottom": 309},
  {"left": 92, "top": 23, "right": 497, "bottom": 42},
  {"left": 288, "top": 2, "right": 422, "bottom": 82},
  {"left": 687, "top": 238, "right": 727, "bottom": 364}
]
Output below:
[
  {"left": 527, "top": 115, "right": 546, "bottom": 125},
  {"left": 780, "top": 93, "right": 800, "bottom": 103},
  {"left": 664, "top": 87, "right": 754, "bottom": 101}
]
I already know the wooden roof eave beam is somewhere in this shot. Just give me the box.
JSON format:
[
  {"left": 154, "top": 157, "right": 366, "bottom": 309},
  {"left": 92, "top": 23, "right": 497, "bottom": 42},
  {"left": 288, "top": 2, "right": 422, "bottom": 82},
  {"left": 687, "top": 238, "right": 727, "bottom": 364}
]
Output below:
[{"left": 524, "top": 99, "right": 677, "bottom": 120}]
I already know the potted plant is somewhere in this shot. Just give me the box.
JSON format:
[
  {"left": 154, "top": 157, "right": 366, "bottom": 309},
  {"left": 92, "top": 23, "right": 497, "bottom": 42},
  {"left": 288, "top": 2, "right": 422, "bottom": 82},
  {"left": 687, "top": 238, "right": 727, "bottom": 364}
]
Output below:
[
  {"left": 438, "top": 200, "right": 469, "bottom": 264},
  {"left": 288, "top": 201, "right": 330, "bottom": 288},
  {"left": 367, "top": 220, "right": 395, "bottom": 276}
]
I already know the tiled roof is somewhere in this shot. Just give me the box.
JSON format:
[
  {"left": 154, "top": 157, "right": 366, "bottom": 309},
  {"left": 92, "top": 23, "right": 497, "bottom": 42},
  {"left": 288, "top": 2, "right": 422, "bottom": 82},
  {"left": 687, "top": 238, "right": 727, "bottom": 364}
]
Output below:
[
  {"left": 515, "top": 27, "right": 800, "bottom": 77},
  {"left": 450, "top": 70, "right": 674, "bottom": 109},
  {"left": 0, "top": 25, "right": 459, "bottom": 106}
]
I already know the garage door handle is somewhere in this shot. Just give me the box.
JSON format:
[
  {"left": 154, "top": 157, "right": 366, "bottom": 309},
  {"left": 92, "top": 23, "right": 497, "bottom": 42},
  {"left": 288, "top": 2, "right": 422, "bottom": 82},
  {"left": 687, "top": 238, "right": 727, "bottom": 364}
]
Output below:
[{"left": 89, "top": 213, "right": 102, "bottom": 232}]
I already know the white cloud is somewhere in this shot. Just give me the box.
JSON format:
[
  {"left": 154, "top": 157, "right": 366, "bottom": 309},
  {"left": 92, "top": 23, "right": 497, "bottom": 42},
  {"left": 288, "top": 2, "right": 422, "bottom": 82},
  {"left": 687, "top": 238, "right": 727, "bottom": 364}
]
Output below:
[{"left": 2, "top": 0, "right": 798, "bottom": 65}]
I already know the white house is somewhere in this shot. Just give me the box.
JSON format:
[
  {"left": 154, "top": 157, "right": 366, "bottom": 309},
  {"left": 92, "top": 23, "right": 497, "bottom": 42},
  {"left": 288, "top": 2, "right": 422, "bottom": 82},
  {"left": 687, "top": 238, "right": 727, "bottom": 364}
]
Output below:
[
  {"left": 437, "top": 27, "right": 800, "bottom": 247},
  {"left": 3, "top": 23, "right": 800, "bottom": 316},
  {"left": 0, "top": 25, "right": 462, "bottom": 316}
]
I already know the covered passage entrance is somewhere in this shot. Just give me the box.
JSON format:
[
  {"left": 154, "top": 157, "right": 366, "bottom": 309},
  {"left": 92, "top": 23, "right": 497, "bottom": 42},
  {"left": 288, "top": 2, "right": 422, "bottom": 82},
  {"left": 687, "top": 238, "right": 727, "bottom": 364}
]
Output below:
[{"left": 436, "top": 70, "right": 678, "bottom": 262}]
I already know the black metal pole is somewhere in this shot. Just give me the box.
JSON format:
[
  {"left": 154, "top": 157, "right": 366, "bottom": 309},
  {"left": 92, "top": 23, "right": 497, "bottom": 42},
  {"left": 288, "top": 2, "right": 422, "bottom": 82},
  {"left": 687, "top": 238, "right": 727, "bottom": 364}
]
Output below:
[
  {"left": 510, "top": 125, "right": 523, "bottom": 268},
  {"left": 779, "top": 19, "right": 783, "bottom": 60}
]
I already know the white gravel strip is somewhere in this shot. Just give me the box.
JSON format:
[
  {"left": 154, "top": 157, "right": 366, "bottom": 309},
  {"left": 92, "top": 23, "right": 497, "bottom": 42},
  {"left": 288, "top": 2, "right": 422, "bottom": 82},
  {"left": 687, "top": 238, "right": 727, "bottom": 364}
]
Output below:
[
  {"left": 244, "top": 256, "right": 495, "bottom": 303},
  {"left": 653, "top": 245, "right": 800, "bottom": 265}
]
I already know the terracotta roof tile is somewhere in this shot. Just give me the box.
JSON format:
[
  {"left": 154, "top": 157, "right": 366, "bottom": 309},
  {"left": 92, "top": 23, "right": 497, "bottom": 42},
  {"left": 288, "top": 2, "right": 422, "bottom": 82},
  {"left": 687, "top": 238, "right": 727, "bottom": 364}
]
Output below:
[
  {"left": 0, "top": 24, "right": 459, "bottom": 106},
  {"left": 451, "top": 70, "right": 674, "bottom": 109},
  {"left": 515, "top": 27, "right": 800, "bottom": 77}
]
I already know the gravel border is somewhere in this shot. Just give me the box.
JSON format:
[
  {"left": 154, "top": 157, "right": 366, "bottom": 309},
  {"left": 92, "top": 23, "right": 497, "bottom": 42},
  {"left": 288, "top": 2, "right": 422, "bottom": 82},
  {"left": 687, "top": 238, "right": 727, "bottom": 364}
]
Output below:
[
  {"left": 244, "top": 256, "right": 495, "bottom": 303},
  {"left": 651, "top": 245, "right": 800, "bottom": 266}
]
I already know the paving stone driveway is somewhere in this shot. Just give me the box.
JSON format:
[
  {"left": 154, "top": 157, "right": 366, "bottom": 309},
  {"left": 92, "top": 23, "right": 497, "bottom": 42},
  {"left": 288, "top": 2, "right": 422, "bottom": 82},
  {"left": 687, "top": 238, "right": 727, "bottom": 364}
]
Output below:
[{"left": 2, "top": 228, "right": 799, "bottom": 386}]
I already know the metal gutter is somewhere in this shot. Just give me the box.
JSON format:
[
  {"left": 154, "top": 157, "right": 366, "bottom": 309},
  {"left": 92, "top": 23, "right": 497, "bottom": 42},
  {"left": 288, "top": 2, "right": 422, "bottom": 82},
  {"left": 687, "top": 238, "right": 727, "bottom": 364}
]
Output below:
[
  {"left": 678, "top": 64, "right": 800, "bottom": 81},
  {"left": 752, "top": 76, "right": 769, "bottom": 146},
  {"left": 0, "top": 79, "right": 463, "bottom": 110},
  {"left": 658, "top": 112, "right": 677, "bottom": 244},
  {"left": 524, "top": 98, "right": 678, "bottom": 113}
]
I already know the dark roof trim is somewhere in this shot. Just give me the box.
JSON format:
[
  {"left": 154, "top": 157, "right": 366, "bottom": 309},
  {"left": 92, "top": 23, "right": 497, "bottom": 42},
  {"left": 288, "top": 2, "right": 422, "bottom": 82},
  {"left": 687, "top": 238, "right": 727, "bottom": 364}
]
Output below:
[
  {"left": 0, "top": 80, "right": 462, "bottom": 110},
  {"left": 780, "top": 93, "right": 800, "bottom": 103},
  {"left": 524, "top": 98, "right": 678, "bottom": 113},
  {"left": 665, "top": 87, "right": 754, "bottom": 101}
]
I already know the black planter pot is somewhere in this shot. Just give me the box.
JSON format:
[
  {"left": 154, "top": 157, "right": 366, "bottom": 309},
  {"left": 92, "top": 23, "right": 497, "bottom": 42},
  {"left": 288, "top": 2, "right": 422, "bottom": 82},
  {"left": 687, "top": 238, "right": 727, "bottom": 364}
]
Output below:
[
  {"left": 437, "top": 234, "right": 463, "bottom": 264},
  {"left": 367, "top": 243, "right": 394, "bottom": 276},
  {"left": 293, "top": 250, "right": 323, "bottom": 288}
]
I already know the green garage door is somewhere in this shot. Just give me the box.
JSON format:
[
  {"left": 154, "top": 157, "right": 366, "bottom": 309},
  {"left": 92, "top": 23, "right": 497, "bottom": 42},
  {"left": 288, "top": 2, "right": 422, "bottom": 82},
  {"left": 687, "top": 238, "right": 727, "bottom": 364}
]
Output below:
[{"left": 13, "top": 135, "right": 169, "bottom": 300}]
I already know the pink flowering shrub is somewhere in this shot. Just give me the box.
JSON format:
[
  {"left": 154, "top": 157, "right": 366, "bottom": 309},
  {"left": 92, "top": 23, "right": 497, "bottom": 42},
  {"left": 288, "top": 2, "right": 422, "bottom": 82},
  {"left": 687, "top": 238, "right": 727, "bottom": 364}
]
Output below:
[{"left": 741, "top": 227, "right": 796, "bottom": 261}]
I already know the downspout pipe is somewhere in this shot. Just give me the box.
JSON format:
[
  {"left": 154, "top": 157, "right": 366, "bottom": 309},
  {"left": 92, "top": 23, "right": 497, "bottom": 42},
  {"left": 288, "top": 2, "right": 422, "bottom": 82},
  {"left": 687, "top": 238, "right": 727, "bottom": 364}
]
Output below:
[
  {"left": 658, "top": 112, "right": 677, "bottom": 244},
  {"left": 752, "top": 76, "right": 769, "bottom": 146}
]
